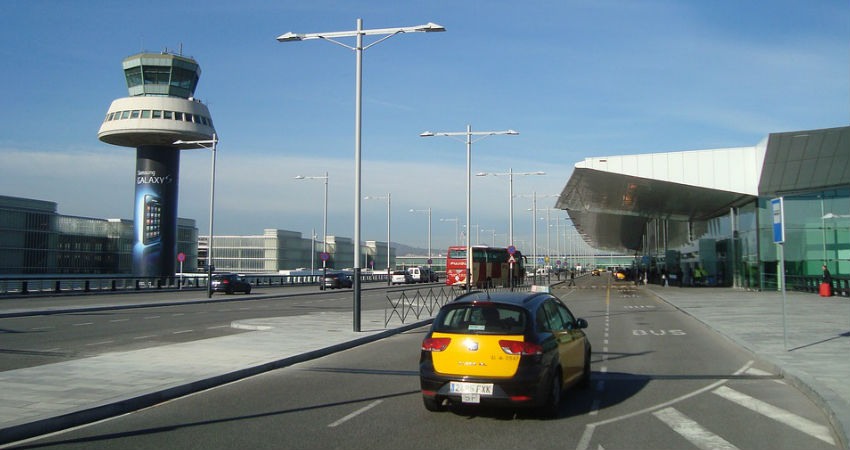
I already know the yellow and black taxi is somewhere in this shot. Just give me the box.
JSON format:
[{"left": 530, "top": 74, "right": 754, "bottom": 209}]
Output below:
[{"left": 419, "top": 287, "right": 591, "bottom": 417}]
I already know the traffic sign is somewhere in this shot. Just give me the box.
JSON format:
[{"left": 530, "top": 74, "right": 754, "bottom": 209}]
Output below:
[
  {"left": 507, "top": 245, "right": 516, "bottom": 255},
  {"left": 320, "top": 252, "right": 330, "bottom": 261},
  {"left": 771, "top": 197, "right": 785, "bottom": 244},
  {"left": 177, "top": 252, "right": 186, "bottom": 263}
]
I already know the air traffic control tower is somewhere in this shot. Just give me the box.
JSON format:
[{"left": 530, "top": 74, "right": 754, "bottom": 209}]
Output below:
[{"left": 98, "top": 52, "right": 216, "bottom": 277}]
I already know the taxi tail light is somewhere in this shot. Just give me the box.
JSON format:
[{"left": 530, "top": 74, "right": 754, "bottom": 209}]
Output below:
[
  {"left": 499, "top": 340, "right": 542, "bottom": 355},
  {"left": 422, "top": 337, "right": 451, "bottom": 352}
]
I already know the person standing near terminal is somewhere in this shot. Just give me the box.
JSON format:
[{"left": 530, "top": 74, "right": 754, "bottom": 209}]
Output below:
[{"left": 821, "top": 264, "right": 833, "bottom": 297}]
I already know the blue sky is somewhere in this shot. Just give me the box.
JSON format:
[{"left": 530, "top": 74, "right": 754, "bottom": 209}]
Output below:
[{"left": 0, "top": 0, "right": 847, "bottom": 254}]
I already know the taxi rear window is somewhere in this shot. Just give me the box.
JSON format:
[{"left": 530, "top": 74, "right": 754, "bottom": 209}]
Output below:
[{"left": 433, "top": 305, "right": 526, "bottom": 334}]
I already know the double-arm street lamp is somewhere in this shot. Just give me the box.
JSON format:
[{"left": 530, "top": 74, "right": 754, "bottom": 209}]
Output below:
[
  {"left": 476, "top": 169, "right": 545, "bottom": 248},
  {"left": 410, "top": 208, "right": 432, "bottom": 266},
  {"left": 365, "top": 194, "right": 392, "bottom": 285},
  {"left": 173, "top": 133, "right": 218, "bottom": 298},
  {"left": 278, "top": 19, "right": 445, "bottom": 332},
  {"left": 420, "top": 125, "right": 518, "bottom": 290},
  {"left": 294, "top": 173, "right": 329, "bottom": 280}
]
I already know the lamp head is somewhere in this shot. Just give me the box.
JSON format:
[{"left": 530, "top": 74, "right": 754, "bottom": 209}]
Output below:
[
  {"left": 419, "top": 131, "right": 435, "bottom": 137},
  {"left": 276, "top": 32, "right": 304, "bottom": 42},
  {"left": 417, "top": 22, "right": 446, "bottom": 33}
]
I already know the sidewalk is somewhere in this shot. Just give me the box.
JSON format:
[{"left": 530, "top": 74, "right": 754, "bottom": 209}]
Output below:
[
  {"left": 641, "top": 284, "right": 850, "bottom": 449},
  {"left": 0, "top": 306, "right": 432, "bottom": 446},
  {"left": 1, "top": 286, "right": 849, "bottom": 448}
]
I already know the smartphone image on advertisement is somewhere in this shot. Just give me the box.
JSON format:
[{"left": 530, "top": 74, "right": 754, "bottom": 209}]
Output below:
[{"left": 143, "top": 194, "right": 162, "bottom": 245}]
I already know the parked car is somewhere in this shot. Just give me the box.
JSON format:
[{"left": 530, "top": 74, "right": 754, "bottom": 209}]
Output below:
[
  {"left": 419, "top": 287, "right": 591, "bottom": 417},
  {"left": 323, "top": 272, "right": 353, "bottom": 289},
  {"left": 391, "top": 270, "right": 413, "bottom": 285},
  {"left": 210, "top": 273, "right": 252, "bottom": 294}
]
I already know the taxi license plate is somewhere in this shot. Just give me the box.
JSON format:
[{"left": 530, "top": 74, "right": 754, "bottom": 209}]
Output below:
[{"left": 450, "top": 381, "right": 493, "bottom": 396}]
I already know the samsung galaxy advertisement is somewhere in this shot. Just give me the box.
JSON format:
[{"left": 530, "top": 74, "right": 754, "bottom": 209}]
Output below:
[{"left": 133, "top": 146, "right": 180, "bottom": 277}]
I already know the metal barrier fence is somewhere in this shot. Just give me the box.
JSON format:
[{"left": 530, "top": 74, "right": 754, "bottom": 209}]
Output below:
[
  {"left": 383, "top": 284, "right": 531, "bottom": 327},
  {"left": 759, "top": 274, "right": 849, "bottom": 297},
  {"left": 0, "top": 273, "right": 389, "bottom": 297}
]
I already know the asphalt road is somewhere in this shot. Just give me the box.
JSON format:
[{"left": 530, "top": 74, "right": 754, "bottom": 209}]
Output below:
[
  {"left": 0, "top": 283, "right": 401, "bottom": 371},
  {"left": 5, "top": 279, "right": 839, "bottom": 449}
]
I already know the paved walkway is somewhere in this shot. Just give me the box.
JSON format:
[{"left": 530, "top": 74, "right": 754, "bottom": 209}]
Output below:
[{"left": 0, "top": 285, "right": 848, "bottom": 448}]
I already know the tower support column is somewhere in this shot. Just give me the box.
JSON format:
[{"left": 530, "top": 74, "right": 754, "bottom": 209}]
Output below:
[{"left": 132, "top": 146, "right": 180, "bottom": 277}]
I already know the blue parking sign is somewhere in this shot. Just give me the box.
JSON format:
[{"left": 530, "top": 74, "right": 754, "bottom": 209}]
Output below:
[{"left": 771, "top": 198, "right": 784, "bottom": 244}]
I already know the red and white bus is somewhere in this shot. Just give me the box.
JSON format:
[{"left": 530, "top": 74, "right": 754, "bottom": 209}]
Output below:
[{"left": 445, "top": 245, "right": 525, "bottom": 288}]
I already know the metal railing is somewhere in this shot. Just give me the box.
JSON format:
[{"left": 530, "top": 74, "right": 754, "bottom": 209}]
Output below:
[
  {"left": 383, "top": 283, "right": 531, "bottom": 327},
  {"left": 0, "top": 273, "right": 389, "bottom": 297}
]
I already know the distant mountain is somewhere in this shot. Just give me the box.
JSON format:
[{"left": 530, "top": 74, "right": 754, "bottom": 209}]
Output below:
[{"left": 392, "top": 242, "right": 430, "bottom": 257}]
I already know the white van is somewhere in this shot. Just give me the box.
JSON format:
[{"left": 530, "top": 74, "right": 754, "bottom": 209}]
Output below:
[
  {"left": 408, "top": 266, "right": 434, "bottom": 283},
  {"left": 408, "top": 267, "right": 424, "bottom": 283}
]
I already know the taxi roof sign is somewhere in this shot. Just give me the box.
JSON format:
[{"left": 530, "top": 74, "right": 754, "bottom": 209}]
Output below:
[{"left": 530, "top": 285, "right": 550, "bottom": 293}]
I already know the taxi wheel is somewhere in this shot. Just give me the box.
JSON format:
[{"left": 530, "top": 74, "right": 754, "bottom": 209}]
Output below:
[
  {"left": 423, "top": 396, "right": 446, "bottom": 412},
  {"left": 540, "top": 369, "right": 562, "bottom": 418}
]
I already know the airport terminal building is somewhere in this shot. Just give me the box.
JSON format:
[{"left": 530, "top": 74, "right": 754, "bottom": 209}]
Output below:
[
  {"left": 556, "top": 125, "right": 850, "bottom": 294},
  {"left": 0, "top": 195, "right": 395, "bottom": 275}
]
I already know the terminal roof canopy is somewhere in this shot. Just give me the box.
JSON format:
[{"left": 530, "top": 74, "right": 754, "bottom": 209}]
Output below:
[
  {"left": 556, "top": 145, "right": 765, "bottom": 253},
  {"left": 556, "top": 126, "right": 850, "bottom": 254}
]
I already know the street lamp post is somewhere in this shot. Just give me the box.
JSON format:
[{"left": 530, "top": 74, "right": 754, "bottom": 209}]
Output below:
[
  {"left": 476, "top": 169, "right": 544, "bottom": 247},
  {"left": 420, "top": 125, "right": 518, "bottom": 290},
  {"left": 410, "top": 208, "right": 432, "bottom": 266},
  {"left": 173, "top": 133, "right": 218, "bottom": 298},
  {"left": 295, "top": 173, "right": 329, "bottom": 282},
  {"left": 365, "top": 194, "right": 392, "bottom": 285},
  {"left": 278, "top": 19, "right": 444, "bottom": 331}
]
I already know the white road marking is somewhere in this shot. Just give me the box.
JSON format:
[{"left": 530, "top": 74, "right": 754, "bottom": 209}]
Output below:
[
  {"left": 713, "top": 386, "right": 835, "bottom": 445},
  {"left": 72, "top": 322, "right": 94, "bottom": 326},
  {"left": 172, "top": 330, "right": 194, "bottom": 335},
  {"left": 745, "top": 367, "right": 785, "bottom": 384},
  {"left": 653, "top": 407, "right": 740, "bottom": 450},
  {"left": 327, "top": 400, "right": 383, "bottom": 427},
  {"left": 133, "top": 335, "right": 158, "bottom": 340},
  {"left": 108, "top": 319, "right": 129, "bottom": 323},
  {"left": 576, "top": 361, "right": 754, "bottom": 450}
]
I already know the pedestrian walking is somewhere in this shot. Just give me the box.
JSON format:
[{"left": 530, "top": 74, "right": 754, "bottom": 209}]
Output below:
[{"left": 568, "top": 269, "right": 576, "bottom": 286}]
